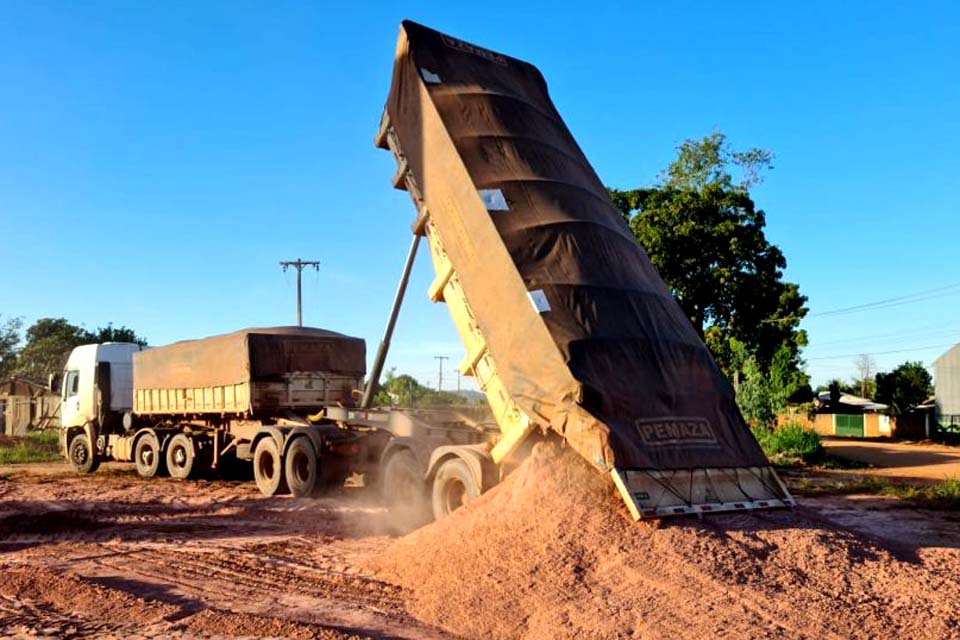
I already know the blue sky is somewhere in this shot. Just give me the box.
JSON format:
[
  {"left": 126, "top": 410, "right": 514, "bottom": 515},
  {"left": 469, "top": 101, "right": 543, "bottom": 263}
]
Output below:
[{"left": 1, "top": 1, "right": 957, "bottom": 390}]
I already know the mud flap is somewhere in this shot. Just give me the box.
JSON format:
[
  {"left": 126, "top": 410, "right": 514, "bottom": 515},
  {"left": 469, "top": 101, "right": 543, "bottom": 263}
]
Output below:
[{"left": 610, "top": 466, "right": 796, "bottom": 520}]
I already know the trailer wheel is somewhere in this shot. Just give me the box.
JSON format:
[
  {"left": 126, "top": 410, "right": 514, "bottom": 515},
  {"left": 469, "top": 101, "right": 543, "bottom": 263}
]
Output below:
[
  {"left": 382, "top": 450, "right": 430, "bottom": 530},
  {"left": 253, "top": 437, "right": 288, "bottom": 496},
  {"left": 166, "top": 434, "right": 196, "bottom": 480},
  {"left": 68, "top": 432, "right": 99, "bottom": 474},
  {"left": 285, "top": 437, "right": 320, "bottom": 498},
  {"left": 135, "top": 432, "right": 165, "bottom": 478},
  {"left": 431, "top": 457, "right": 480, "bottom": 520}
]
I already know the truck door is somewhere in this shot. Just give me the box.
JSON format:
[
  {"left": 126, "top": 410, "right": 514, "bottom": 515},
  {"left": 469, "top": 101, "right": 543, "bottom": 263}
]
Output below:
[{"left": 61, "top": 369, "right": 82, "bottom": 428}]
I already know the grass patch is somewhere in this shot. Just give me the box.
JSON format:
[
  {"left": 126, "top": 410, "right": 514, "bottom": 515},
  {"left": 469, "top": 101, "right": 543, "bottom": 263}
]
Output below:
[
  {"left": 0, "top": 429, "right": 61, "bottom": 464},
  {"left": 785, "top": 472, "right": 960, "bottom": 510},
  {"left": 753, "top": 422, "right": 824, "bottom": 465},
  {"left": 860, "top": 476, "right": 960, "bottom": 510},
  {"left": 813, "top": 454, "right": 872, "bottom": 470}
]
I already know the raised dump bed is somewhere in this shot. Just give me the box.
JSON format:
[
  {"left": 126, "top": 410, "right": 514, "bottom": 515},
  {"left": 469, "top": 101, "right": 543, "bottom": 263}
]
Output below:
[
  {"left": 377, "top": 21, "right": 794, "bottom": 518},
  {"left": 134, "top": 327, "right": 366, "bottom": 416}
]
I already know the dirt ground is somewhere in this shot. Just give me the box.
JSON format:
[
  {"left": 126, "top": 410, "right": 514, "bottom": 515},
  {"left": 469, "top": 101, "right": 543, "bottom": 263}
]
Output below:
[
  {"left": 822, "top": 437, "right": 960, "bottom": 482},
  {"left": 1, "top": 457, "right": 959, "bottom": 639},
  {"left": 0, "top": 464, "right": 450, "bottom": 640}
]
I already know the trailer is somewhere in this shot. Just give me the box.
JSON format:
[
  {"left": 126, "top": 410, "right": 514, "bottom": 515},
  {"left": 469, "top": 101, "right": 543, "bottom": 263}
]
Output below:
[{"left": 370, "top": 21, "right": 795, "bottom": 519}]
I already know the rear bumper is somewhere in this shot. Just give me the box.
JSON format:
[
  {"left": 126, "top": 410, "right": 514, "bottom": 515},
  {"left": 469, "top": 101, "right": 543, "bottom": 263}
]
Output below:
[{"left": 610, "top": 465, "right": 796, "bottom": 520}]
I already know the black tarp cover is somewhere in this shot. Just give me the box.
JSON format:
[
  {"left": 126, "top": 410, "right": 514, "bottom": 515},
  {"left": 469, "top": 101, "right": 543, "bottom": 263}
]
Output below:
[{"left": 383, "top": 21, "right": 769, "bottom": 471}]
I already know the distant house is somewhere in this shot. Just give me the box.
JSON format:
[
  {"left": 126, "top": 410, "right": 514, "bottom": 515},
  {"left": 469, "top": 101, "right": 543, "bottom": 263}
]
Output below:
[
  {"left": 810, "top": 390, "right": 892, "bottom": 438},
  {"left": 0, "top": 377, "right": 60, "bottom": 436},
  {"left": 933, "top": 343, "right": 960, "bottom": 432}
]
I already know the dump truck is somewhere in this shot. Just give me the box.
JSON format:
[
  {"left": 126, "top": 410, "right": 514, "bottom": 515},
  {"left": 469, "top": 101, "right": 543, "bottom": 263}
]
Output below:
[
  {"left": 56, "top": 20, "right": 794, "bottom": 521},
  {"left": 370, "top": 20, "right": 795, "bottom": 518}
]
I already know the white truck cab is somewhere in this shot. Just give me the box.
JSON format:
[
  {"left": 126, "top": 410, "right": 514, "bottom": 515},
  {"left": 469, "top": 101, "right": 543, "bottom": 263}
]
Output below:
[
  {"left": 60, "top": 342, "right": 141, "bottom": 429},
  {"left": 58, "top": 342, "right": 142, "bottom": 471}
]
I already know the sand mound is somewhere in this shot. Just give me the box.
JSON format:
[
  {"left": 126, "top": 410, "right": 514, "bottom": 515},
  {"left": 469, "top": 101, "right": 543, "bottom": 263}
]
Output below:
[{"left": 375, "top": 442, "right": 960, "bottom": 640}]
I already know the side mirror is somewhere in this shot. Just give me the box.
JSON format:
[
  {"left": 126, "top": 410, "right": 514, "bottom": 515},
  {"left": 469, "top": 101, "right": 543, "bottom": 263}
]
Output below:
[{"left": 48, "top": 373, "right": 61, "bottom": 393}]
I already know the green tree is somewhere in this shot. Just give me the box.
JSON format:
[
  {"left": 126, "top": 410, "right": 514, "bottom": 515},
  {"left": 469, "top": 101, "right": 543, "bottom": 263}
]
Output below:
[
  {"left": 13, "top": 318, "right": 90, "bottom": 380},
  {"left": 734, "top": 339, "right": 809, "bottom": 428},
  {"left": 12, "top": 318, "right": 148, "bottom": 380},
  {"left": 88, "top": 323, "right": 148, "bottom": 346},
  {"left": 821, "top": 378, "right": 857, "bottom": 397},
  {"left": 372, "top": 368, "right": 466, "bottom": 407},
  {"left": 735, "top": 351, "right": 777, "bottom": 428},
  {"left": 660, "top": 131, "right": 774, "bottom": 192},
  {"left": 0, "top": 315, "right": 23, "bottom": 378},
  {"left": 609, "top": 132, "right": 808, "bottom": 383},
  {"left": 874, "top": 361, "right": 932, "bottom": 416}
]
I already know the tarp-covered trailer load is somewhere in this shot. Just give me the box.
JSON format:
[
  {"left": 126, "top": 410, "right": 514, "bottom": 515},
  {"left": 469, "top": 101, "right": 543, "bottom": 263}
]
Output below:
[
  {"left": 376, "top": 20, "right": 794, "bottom": 518},
  {"left": 134, "top": 327, "right": 366, "bottom": 416}
]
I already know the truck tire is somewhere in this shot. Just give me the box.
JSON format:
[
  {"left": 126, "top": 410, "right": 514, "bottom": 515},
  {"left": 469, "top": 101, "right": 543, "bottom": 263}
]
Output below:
[
  {"left": 431, "top": 457, "right": 481, "bottom": 520},
  {"left": 135, "top": 432, "right": 165, "bottom": 478},
  {"left": 285, "top": 437, "right": 320, "bottom": 498},
  {"left": 68, "top": 432, "right": 100, "bottom": 474},
  {"left": 382, "top": 450, "right": 430, "bottom": 530},
  {"left": 166, "top": 433, "right": 196, "bottom": 480},
  {"left": 254, "top": 437, "right": 288, "bottom": 496}
]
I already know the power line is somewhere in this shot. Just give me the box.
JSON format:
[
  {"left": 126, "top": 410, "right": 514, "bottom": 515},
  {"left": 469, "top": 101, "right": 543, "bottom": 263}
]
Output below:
[
  {"left": 763, "top": 280, "right": 960, "bottom": 325},
  {"left": 810, "top": 321, "right": 960, "bottom": 348},
  {"left": 806, "top": 342, "right": 955, "bottom": 361},
  {"left": 809, "top": 281, "right": 960, "bottom": 318}
]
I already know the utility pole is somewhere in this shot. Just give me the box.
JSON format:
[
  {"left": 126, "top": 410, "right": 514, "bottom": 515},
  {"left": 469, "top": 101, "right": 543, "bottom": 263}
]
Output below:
[
  {"left": 280, "top": 259, "right": 320, "bottom": 327},
  {"left": 434, "top": 355, "right": 449, "bottom": 392}
]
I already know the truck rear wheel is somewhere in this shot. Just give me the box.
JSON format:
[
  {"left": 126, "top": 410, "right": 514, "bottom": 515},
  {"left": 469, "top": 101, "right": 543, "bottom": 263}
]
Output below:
[
  {"left": 166, "top": 434, "right": 196, "bottom": 480},
  {"left": 68, "top": 432, "right": 100, "bottom": 474},
  {"left": 254, "top": 437, "right": 288, "bottom": 496},
  {"left": 135, "top": 432, "right": 165, "bottom": 478},
  {"left": 382, "top": 450, "right": 430, "bottom": 530},
  {"left": 431, "top": 457, "right": 480, "bottom": 520},
  {"left": 285, "top": 437, "right": 320, "bottom": 498}
]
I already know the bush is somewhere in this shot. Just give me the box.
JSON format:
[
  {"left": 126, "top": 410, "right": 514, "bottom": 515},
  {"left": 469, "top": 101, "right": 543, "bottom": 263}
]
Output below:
[{"left": 752, "top": 422, "right": 823, "bottom": 463}]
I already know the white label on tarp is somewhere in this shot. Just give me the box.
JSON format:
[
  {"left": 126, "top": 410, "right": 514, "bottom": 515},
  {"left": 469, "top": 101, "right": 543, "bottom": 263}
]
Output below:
[
  {"left": 479, "top": 188, "right": 509, "bottom": 211},
  {"left": 420, "top": 68, "right": 442, "bottom": 84},
  {"left": 529, "top": 289, "right": 551, "bottom": 313}
]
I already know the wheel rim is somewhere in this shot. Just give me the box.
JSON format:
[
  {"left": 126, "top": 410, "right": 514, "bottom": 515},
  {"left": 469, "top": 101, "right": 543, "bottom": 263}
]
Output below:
[
  {"left": 71, "top": 440, "right": 87, "bottom": 466},
  {"left": 292, "top": 451, "right": 310, "bottom": 483},
  {"left": 442, "top": 477, "right": 467, "bottom": 514},
  {"left": 258, "top": 451, "right": 275, "bottom": 480},
  {"left": 172, "top": 445, "right": 187, "bottom": 469},
  {"left": 140, "top": 446, "right": 154, "bottom": 467}
]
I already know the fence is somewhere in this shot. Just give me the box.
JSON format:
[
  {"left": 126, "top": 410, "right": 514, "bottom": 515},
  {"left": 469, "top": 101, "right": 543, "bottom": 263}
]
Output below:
[{"left": 1, "top": 396, "right": 60, "bottom": 436}]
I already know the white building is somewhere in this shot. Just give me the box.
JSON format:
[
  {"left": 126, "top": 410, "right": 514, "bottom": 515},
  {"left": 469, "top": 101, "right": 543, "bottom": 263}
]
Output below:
[{"left": 933, "top": 343, "right": 960, "bottom": 427}]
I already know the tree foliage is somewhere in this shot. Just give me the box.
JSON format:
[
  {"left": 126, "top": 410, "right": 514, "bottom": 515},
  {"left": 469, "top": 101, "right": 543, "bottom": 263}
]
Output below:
[
  {"left": 660, "top": 131, "right": 774, "bottom": 192},
  {"left": 874, "top": 361, "right": 932, "bottom": 416},
  {"left": 372, "top": 368, "right": 471, "bottom": 408},
  {"left": 14, "top": 319, "right": 89, "bottom": 381},
  {"left": 88, "top": 323, "right": 148, "bottom": 346},
  {"left": 609, "top": 131, "right": 807, "bottom": 384},
  {"left": 732, "top": 339, "right": 810, "bottom": 428},
  {"left": 10, "top": 318, "right": 147, "bottom": 381},
  {"left": 0, "top": 315, "right": 23, "bottom": 378}
]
